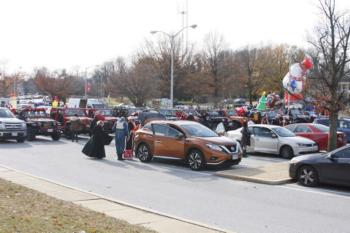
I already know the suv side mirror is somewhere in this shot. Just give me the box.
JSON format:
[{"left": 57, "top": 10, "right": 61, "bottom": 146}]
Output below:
[
  {"left": 271, "top": 133, "right": 277, "bottom": 138},
  {"left": 327, "top": 153, "right": 337, "bottom": 161}
]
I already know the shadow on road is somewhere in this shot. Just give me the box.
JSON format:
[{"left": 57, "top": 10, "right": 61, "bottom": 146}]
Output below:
[
  {"left": 30, "top": 137, "right": 68, "bottom": 145},
  {"left": 0, "top": 140, "right": 32, "bottom": 149},
  {"left": 247, "top": 152, "right": 288, "bottom": 160},
  {"left": 93, "top": 158, "right": 159, "bottom": 172}
]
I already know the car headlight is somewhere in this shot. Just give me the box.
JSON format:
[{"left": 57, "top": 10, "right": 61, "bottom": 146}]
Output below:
[
  {"left": 21, "top": 122, "right": 27, "bottom": 128},
  {"left": 207, "top": 143, "right": 223, "bottom": 152},
  {"left": 0, "top": 122, "right": 4, "bottom": 130}
]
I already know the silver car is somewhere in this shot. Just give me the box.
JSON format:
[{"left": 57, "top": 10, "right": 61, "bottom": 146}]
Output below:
[{"left": 225, "top": 124, "right": 318, "bottom": 159}]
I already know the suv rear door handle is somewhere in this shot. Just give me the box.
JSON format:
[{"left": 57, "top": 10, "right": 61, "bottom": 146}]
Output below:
[{"left": 155, "top": 140, "right": 161, "bottom": 143}]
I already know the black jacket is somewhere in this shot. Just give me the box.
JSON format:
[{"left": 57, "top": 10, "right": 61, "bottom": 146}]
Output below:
[{"left": 82, "top": 125, "right": 106, "bottom": 159}]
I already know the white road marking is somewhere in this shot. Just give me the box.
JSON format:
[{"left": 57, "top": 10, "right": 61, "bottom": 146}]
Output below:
[{"left": 279, "top": 184, "right": 350, "bottom": 199}]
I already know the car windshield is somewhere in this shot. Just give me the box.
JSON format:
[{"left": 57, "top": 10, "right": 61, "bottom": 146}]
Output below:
[
  {"left": 181, "top": 123, "right": 218, "bottom": 137},
  {"left": 99, "top": 109, "right": 112, "bottom": 116},
  {"left": 272, "top": 127, "right": 295, "bottom": 137},
  {"left": 339, "top": 120, "right": 350, "bottom": 129},
  {"left": 290, "top": 109, "right": 301, "bottom": 115},
  {"left": 159, "top": 109, "right": 176, "bottom": 117},
  {"left": 23, "top": 110, "right": 47, "bottom": 118},
  {"left": 208, "top": 112, "right": 220, "bottom": 117},
  {"left": 313, "top": 124, "right": 329, "bottom": 132},
  {"left": 65, "top": 109, "right": 86, "bottom": 116},
  {"left": 268, "top": 111, "right": 277, "bottom": 117},
  {"left": 228, "top": 110, "right": 237, "bottom": 116},
  {"left": 0, "top": 108, "right": 15, "bottom": 118}
]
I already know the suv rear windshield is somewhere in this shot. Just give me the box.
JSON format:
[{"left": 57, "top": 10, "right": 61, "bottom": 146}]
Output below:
[
  {"left": 0, "top": 108, "right": 15, "bottom": 118},
  {"left": 313, "top": 124, "right": 329, "bottom": 132}
]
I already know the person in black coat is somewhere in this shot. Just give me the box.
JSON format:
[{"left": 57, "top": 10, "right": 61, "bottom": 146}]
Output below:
[
  {"left": 240, "top": 121, "right": 251, "bottom": 157},
  {"left": 83, "top": 120, "right": 106, "bottom": 159}
]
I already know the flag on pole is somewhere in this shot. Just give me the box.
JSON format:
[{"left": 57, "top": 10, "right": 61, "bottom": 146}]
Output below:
[{"left": 85, "top": 82, "right": 91, "bottom": 93}]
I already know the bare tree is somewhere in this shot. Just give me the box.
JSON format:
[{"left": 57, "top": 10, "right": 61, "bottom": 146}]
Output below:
[
  {"left": 203, "top": 32, "right": 228, "bottom": 105},
  {"left": 108, "top": 56, "right": 159, "bottom": 107},
  {"left": 0, "top": 73, "right": 24, "bottom": 97},
  {"left": 142, "top": 37, "right": 196, "bottom": 102},
  {"left": 308, "top": 0, "right": 350, "bottom": 151},
  {"left": 238, "top": 47, "right": 258, "bottom": 105},
  {"left": 34, "top": 68, "right": 75, "bottom": 101}
]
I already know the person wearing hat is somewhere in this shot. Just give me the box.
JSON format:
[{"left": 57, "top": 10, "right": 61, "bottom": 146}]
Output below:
[
  {"left": 113, "top": 117, "right": 129, "bottom": 160},
  {"left": 82, "top": 120, "right": 106, "bottom": 159}
]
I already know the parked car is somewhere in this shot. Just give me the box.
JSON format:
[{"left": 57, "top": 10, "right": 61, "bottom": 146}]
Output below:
[
  {"left": 225, "top": 124, "right": 318, "bottom": 159},
  {"left": 137, "top": 111, "right": 166, "bottom": 126},
  {"left": 199, "top": 111, "right": 227, "bottom": 130},
  {"left": 285, "top": 123, "right": 346, "bottom": 151},
  {"left": 134, "top": 120, "right": 242, "bottom": 170},
  {"left": 96, "top": 109, "right": 117, "bottom": 133},
  {"left": 265, "top": 110, "right": 284, "bottom": 125},
  {"left": 287, "top": 108, "right": 312, "bottom": 123},
  {"left": 233, "top": 98, "right": 246, "bottom": 107},
  {"left": 50, "top": 108, "right": 92, "bottom": 137},
  {"left": 289, "top": 145, "right": 350, "bottom": 187},
  {"left": 314, "top": 117, "right": 350, "bottom": 143},
  {"left": 159, "top": 109, "right": 178, "bottom": 120},
  {"left": 223, "top": 109, "right": 247, "bottom": 129},
  {"left": 0, "top": 107, "right": 26, "bottom": 142},
  {"left": 18, "top": 108, "right": 61, "bottom": 141}
]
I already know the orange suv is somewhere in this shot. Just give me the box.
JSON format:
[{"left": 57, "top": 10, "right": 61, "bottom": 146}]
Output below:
[{"left": 134, "top": 120, "right": 242, "bottom": 170}]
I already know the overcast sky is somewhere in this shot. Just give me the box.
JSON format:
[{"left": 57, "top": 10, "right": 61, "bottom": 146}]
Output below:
[{"left": 0, "top": 0, "right": 349, "bottom": 73}]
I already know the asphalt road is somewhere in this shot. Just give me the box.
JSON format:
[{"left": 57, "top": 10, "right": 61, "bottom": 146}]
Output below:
[{"left": 0, "top": 136, "right": 350, "bottom": 233}]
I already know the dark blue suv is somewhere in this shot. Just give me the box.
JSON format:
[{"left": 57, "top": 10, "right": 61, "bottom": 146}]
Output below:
[{"left": 313, "top": 117, "right": 350, "bottom": 143}]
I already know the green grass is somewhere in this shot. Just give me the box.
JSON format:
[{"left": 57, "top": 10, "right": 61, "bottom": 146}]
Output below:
[{"left": 0, "top": 178, "right": 156, "bottom": 233}]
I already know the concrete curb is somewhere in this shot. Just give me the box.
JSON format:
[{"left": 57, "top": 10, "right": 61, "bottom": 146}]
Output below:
[
  {"left": 0, "top": 164, "right": 235, "bottom": 233},
  {"left": 215, "top": 162, "right": 293, "bottom": 185},
  {"left": 215, "top": 172, "right": 293, "bottom": 185}
]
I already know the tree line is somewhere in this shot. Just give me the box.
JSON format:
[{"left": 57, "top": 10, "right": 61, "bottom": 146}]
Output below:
[{"left": 0, "top": 40, "right": 306, "bottom": 106}]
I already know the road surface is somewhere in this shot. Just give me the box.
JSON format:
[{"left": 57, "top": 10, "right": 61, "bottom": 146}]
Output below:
[{"left": 0, "top": 137, "right": 349, "bottom": 233}]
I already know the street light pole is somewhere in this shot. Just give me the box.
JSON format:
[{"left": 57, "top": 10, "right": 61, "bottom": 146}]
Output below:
[
  {"left": 170, "top": 35, "right": 174, "bottom": 109},
  {"left": 151, "top": 24, "right": 197, "bottom": 109}
]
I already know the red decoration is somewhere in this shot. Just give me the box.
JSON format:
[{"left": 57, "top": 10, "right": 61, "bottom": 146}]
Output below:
[
  {"left": 284, "top": 91, "right": 303, "bottom": 105},
  {"left": 302, "top": 57, "right": 313, "bottom": 70}
]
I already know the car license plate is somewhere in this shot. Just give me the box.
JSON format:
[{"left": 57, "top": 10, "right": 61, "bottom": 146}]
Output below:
[
  {"left": 47, "top": 129, "right": 53, "bottom": 132},
  {"left": 231, "top": 153, "right": 238, "bottom": 160},
  {"left": 12, "top": 132, "right": 18, "bottom": 136}
]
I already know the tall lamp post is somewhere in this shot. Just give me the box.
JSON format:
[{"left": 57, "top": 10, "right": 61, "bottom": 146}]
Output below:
[
  {"left": 150, "top": 24, "right": 197, "bottom": 108},
  {"left": 84, "top": 65, "right": 99, "bottom": 99}
]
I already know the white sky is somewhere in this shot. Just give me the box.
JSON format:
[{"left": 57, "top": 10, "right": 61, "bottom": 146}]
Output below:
[{"left": 0, "top": 0, "right": 349, "bottom": 73}]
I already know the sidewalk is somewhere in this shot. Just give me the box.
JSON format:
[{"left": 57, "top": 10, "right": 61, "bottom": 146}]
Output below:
[
  {"left": 215, "top": 162, "right": 292, "bottom": 185},
  {"left": 0, "top": 165, "right": 233, "bottom": 233}
]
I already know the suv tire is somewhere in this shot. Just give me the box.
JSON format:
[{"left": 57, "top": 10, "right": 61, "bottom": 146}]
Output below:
[
  {"left": 187, "top": 149, "right": 205, "bottom": 171},
  {"left": 137, "top": 143, "right": 153, "bottom": 162},
  {"left": 280, "top": 146, "right": 294, "bottom": 159}
]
